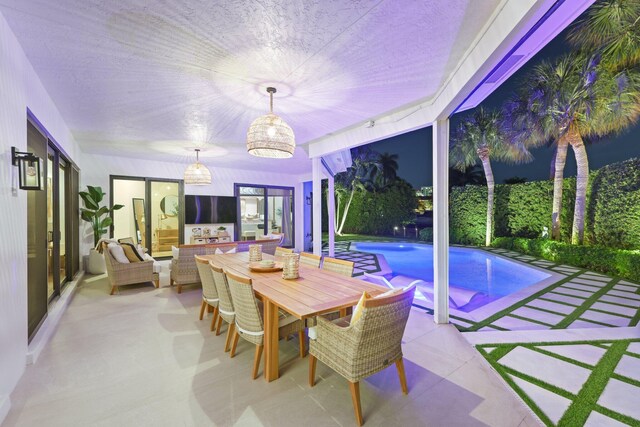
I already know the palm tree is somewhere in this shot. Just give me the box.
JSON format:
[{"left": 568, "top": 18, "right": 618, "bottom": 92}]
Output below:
[
  {"left": 449, "top": 165, "right": 486, "bottom": 187},
  {"left": 567, "top": 0, "right": 640, "bottom": 70},
  {"left": 378, "top": 152, "right": 399, "bottom": 186},
  {"left": 514, "top": 53, "right": 640, "bottom": 244},
  {"left": 450, "top": 107, "right": 530, "bottom": 246},
  {"left": 334, "top": 148, "right": 381, "bottom": 235}
]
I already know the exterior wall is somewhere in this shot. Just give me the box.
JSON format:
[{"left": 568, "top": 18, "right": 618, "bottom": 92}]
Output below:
[
  {"left": 0, "top": 11, "right": 81, "bottom": 422},
  {"left": 80, "top": 152, "right": 307, "bottom": 254}
]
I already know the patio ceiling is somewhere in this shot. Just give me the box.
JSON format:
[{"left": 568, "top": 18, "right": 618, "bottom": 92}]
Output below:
[{"left": 0, "top": 0, "right": 589, "bottom": 172}]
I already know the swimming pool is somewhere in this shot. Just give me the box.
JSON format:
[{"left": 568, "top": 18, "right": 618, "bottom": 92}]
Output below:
[{"left": 351, "top": 242, "right": 551, "bottom": 297}]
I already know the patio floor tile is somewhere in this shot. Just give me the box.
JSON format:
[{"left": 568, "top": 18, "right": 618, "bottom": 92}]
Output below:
[
  {"left": 598, "top": 379, "right": 640, "bottom": 421},
  {"left": 585, "top": 411, "right": 629, "bottom": 427},
  {"left": 571, "top": 278, "right": 610, "bottom": 287},
  {"left": 590, "top": 302, "right": 637, "bottom": 318},
  {"left": 554, "top": 287, "right": 593, "bottom": 298},
  {"left": 499, "top": 347, "right": 591, "bottom": 394},
  {"left": 568, "top": 319, "right": 611, "bottom": 329},
  {"left": 614, "top": 355, "right": 640, "bottom": 382},
  {"left": 581, "top": 310, "right": 631, "bottom": 327},
  {"left": 510, "top": 307, "right": 564, "bottom": 325},
  {"left": 600, "top": 295, "right": 640, "bottom": 308},
  {"left": 544, "top": 293, "right": 585, "bottom": 306},
  {"left": 608, "top": 290, "right": 640, "bottom": 301},
  {"left": 578, "top": 274, "right": 611, "bottom": 283},
  {"left": 563, "top": 282, "right": 602, "bottom": 292},
  {"left": 628, "top": 342, "right": 640, "bottom": 356},
  {"left": 535, "top": 344, "right": 606, "bottom": 366},
  {"left": 526, "top": 299, "right": 576, "bottom": 315},
  {"left": 510, "top": 376, "right": 571, "bottom": 424},
  {"left": 492, "top": 316, "right": 550, "bottom": 331}
]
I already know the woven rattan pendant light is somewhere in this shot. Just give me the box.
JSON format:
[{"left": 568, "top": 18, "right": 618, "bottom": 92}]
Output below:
[
  {"left": 183, "top": 149, "right": 211, "bottom": 185},
  {"left": 246, "top": 87, "right": 295, "bottom": 158}
]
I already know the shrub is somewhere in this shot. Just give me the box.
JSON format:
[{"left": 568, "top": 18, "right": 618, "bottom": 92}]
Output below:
[
  {"left": 419, "top": 228, "right": 433, "bottom": 242},
  {"left": 492, "top": 237, "right": 640, "bottom": 282},
  {"left": 341, "top": 179, "right": 417, "bottom": 235},
  {"left": 451, "top": 158, "right": 639, "bottom": 248}
]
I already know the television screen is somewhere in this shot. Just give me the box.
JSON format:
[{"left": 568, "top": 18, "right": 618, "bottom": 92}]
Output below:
[{"left": 185, "top": 195, "right": 238, "bottom": 224}]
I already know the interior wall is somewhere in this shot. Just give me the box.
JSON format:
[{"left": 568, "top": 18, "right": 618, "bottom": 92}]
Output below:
[
  {"left": 0, "top": 10, "right": 81, "bottom": 422},
  {"left": 80, "top": 152, "right": 307, "bottom": 253}
]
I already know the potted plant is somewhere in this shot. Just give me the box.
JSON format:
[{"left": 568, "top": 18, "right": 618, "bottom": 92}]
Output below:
[
  {"left": 80, "top": 185, "right": 123, "bottom": 273},
  {"left": 217, "top": 226, "right": 229, "bottom": 237}
]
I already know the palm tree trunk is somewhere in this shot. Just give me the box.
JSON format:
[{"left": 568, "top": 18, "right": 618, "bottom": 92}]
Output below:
[
  {"left": 335, "top": 194, "right": 341, "bottom": 235},
  {"left": 569, "top": 132, "right": 589, "bottom": 245},
  {"left": 478, "top": 149, "right": 494, "bottom": 246},
  {"left": 336, "top": 184, "right": 356, "bottom": 235},
  {"left": 549, "top": 145, "right": 557, "bottom": 180},
  {"left": 551, "top": 135, "right": 569, "bottom": 240}
]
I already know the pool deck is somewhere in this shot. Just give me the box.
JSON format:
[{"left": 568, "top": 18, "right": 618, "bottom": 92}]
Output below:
[{"left": 326, "top": 240, "right": 640, "bottom": 426}]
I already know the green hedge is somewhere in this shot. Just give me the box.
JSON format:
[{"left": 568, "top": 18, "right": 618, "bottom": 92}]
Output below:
[
  {"left": 492, "top": 237, "right": 640, "bottom": 283},
  {"left": 586, "top": 158, "right": 640, "bottom": 249},
  {"left": 450, "top": 158, "right": 640, "bottom": 248},
  {"left": 340, "top": 180, "right": 417, "bottom": 235}
]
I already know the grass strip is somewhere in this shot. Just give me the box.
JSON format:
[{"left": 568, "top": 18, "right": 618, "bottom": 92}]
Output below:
[
  {"left": 630, "top": 307, "right": 640, "bottom": 327},
  {"left": 557, "top": 341, "right": 629, "bottom": 426},
  {"left": 486, "top": 344, "right": 517, "bottom": 362},
  {"left": 554, "top": 279, "right": 621, "bottom": 329},
  {"left": 466, "top": 271, "right": 582, "bottom": 332},
  {"left": 610, "top": 373, "right": 640, "bottom": 388},
  {"left": 575, "top": 317, "right": 616, "bottom": 327}
]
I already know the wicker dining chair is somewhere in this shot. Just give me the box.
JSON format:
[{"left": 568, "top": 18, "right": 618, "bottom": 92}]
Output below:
[
  {"left": 309, "top": 284, "right": 416, "bottom": 426},
  {"left": 209, "top": 262, "right": 236, "bottom": 352},
  {"left": 299, "top": 252, "right": 321, "bottom": 268},
  {"left": 224, "top": 269, "right": 307, "bottom": 379},
  {"left": 195, "top": 256, "right": 220, "bottom": 330},
  {"left": 322, "top": 257, "right": 355, "bottom": 277},
  {"left": 274, "top": 246, "right": 294, "bottom": 258}
]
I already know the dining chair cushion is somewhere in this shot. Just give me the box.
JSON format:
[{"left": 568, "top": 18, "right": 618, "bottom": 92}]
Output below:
[
  {"left": 108, "top": 242, "right": 130, "bottom": 264},
  {"left": 215, "top": 247, "right": 236, "bottom": 254},
  {"left": 350, "top": 291, "right": 371, "bottom": 325},
  {"left": 374, "top": 287, "right": 404, "bottom": 299}
]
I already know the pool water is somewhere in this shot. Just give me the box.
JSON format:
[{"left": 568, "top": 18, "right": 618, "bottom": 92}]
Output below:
[{"left": 351, "top": 242, "right": 550, "bottom": 297}]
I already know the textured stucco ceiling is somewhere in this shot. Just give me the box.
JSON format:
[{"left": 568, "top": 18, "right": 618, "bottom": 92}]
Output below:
[{"left": 0, "top": 0, "right": 501, "bottom": 172}]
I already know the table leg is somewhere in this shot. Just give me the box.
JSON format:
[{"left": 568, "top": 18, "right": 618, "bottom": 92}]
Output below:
[{"left": 263, "top": 298, "right": 280, "bottom": 382}]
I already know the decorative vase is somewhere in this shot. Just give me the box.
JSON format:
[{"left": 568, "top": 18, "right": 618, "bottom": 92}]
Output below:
[
  {"left": 87, "top": 248, "right": 106, "bottom": 274},
  {"left": 249, "top": 244, "right": 262, "bottom": 262},
  {"left": 282, "top": 253, "right": 300, "bottom": 280}
]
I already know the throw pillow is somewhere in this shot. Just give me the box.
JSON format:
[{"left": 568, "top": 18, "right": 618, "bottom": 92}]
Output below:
[
  {"left": 350, "top": 291, "right": 371, "bottom": 325},
  {"left": 171, "top": 246, "right": 179, "bottom": 259},
  {"left": 374, "top": 287, "right": 404, "bottom": 299},
  {"left": 121, "top": 242, "right": 144, "bottom": 262},
  {"left": 108, "top": 242, "right": 130, "bottom": 264}
]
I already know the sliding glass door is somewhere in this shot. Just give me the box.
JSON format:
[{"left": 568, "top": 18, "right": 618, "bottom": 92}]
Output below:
[
  {"left": 27, "top": 118, "right": 79, "bottom": 341},
  {"left": 110, "top": 176, "right": 183, "bottom": 258},
  {"left": 235, "top": 184, "right": 294, "bottom": 247}
]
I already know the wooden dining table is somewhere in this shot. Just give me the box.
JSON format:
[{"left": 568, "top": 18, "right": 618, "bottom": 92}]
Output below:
[{"left": 202, "top": 251, "right": 388, "bottom": 382}]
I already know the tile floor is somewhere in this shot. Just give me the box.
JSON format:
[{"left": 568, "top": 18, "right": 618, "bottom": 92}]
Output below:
[{"left": 4, "top": 265, "right": 539, "bottom": 427}]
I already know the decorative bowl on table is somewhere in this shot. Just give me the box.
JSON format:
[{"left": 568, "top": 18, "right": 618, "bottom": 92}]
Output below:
[{"left": 248, "top": 260, "right": 283, "bottom": 272}]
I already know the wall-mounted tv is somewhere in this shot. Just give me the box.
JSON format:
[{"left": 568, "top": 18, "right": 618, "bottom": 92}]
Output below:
[{"left": 185, "top": 195, "right": 237, "bottom": 224}]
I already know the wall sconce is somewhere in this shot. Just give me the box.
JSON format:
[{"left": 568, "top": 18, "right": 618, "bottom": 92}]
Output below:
[{"left": 12, "top": 147, "right": 43, "bottom": 190}]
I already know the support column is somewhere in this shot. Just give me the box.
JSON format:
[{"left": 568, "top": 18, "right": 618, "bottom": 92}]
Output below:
[
  {"left": 433, "top": 119, "right": 449, "bottom": 324},
  {"left": 327, "top": 174, "right": 335, "bottom": 257},
  {"left": 312, "top": 157, "right": 322, "bottom": 256}
]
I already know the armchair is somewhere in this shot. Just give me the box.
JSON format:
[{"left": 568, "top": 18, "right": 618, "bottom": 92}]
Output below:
[
  {"left": 102, "top": 242, "right": 158, "bottom": 295},
  {"left": 308, "top": 284, "right": 416, "bottom": 425}
]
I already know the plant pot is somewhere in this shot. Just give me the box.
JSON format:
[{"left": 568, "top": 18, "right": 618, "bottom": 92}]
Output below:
[{"left": 87, "top": 248, "right": 106, "bottom": 274}]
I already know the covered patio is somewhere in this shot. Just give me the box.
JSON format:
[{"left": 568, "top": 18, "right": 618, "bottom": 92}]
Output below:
[{"left": 0, "top": 1, "right": 608, "bottom": 426}]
